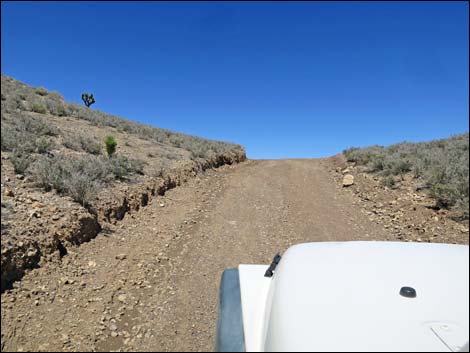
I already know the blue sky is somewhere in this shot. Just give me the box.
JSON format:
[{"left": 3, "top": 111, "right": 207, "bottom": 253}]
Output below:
[{"left": 2, "top": 1, "right": 468, "bottom": 159}]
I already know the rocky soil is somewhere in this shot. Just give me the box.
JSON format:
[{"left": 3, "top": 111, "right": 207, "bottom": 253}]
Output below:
[
  {"left": 328, "top": 154, "right": 468, "bottom": 245},
  {"left": 1, "top": 157, "right": 468, "bottom": 352},
  {"left": 1, "top": 149, "right": 245, "bottom": 292}
]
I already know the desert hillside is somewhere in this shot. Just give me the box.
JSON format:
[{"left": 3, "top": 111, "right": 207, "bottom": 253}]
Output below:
[{"left": 1, "top": 74, "right": 246, "bottom": 291}]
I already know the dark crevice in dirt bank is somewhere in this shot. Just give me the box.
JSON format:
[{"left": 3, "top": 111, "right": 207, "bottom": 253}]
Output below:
[{"left": 1, "top": 150, "right": 246, "bottom": 293}]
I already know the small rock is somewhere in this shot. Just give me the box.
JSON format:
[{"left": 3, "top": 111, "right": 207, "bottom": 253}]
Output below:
[
  {"left": 341, "top": 168, "right": 350, "bottom": 174},
  {"left": 110, "top": 331, "right": 118, "bottom": 337},
  {"left": 109, "top": 323, "right": 118, "bottom": 331},
  {"left": 117, "top": 294, "right": 127, "bottom": 303},
  {"left": 116, "top": 254, "right": 127, "bottom": 260},
  {"left": 4, "top": 187, "right": 14, "bottom": 197},
  {"left": 16, "top": 174, "right": 24, "bottom": 180},
  {"left": 32, "top": 201, "right": 45, "bottom": 209},
  {"left": 26, "top": 249, "right": 37, "bottom": 258},
  {"left": 342, "top": 174, "right": 354, "bottom": 187},
  {"left": 88, "top": 260, "right": 97, "bottom": 268},
  {"left": 52, "top": 214, "right": 61, "bottom": 221},
  {"left": 159, "top": 203, "right": 165, "bottom": 207}
]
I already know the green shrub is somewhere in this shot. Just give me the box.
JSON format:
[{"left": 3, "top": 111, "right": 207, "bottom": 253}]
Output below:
[
  {"left": 31, "top": 103, "right": 47, "bottom": 114},
  {"left": 35, "top": 136, "right": 53, "bottom": 154},
  {"left": 35, "top": 87, "right": 48, "bottom": 96},
  {"left": 10, "top": 150, "right": 32, "bottom": 174},
  {"left": 381, "top": 175, "right": 396, "bottom": 188},
  {"left": 104, "top": 135, "right": 117, "bottom": 156}
]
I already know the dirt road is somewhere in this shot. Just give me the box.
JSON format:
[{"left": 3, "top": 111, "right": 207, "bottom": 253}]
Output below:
[{"left": 1, "top": 159, "right": 393, "bottom": 352}]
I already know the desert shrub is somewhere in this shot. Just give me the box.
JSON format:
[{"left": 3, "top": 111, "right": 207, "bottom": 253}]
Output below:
[
  {"left": 10, "top": 149, "right": 32, "bottom": 174},
  {"left": 1, "top": 126, "right": 18, "bottom": 151},
  {"left": 65, "top": 172, "right": 100, "bottom": 206},
  {"left": 35, "top": 87, "right": 48, "bottom": 96},
  {"left": 35, "top": 136, "right": 53, "bottom": 154},
  {"left": 31, "top": 103, "right": 47, "bottom": 114},
  {"left": 63, "top": 137, "right": 82, "bottom": 151},
  {"left": 45, "top": 100, "right": 68, "bottom": 117},
  {"left": 80, "top": 136, "right": 101, "bottom": 155},
  {"left": 381, "top": 175, "right": 396, "bottom": 188},
  {"left": 104, "top": 135, "right": 117, "bottom": 156},
  {"left": 108, "top": 155, "right": 145, "bottom": 179},
  {"left": 63, "top": 134, "right": 101, "bottom": 155},
  {"left": 18, "top": 114, "right": 58, "bottom": 136}
]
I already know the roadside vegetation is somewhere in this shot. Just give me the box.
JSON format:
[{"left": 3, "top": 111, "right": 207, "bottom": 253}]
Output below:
[{"left": 343, "top": 133, "right": 469, "bottom": 220}]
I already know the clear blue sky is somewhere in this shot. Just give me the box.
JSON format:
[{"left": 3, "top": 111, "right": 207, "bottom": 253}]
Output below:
[{"left": 2, "top": 1, "right": 468, "bottom": 159}]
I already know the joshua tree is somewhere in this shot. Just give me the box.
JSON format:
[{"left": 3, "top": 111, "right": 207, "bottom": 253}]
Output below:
[{"left": 81, "top": 93, "right": 95, "bottom": 108}]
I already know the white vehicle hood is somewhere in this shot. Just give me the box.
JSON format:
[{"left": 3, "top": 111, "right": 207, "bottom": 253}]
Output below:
[{"left": 240, "top": 241, "right": 469, "bottom": 352}]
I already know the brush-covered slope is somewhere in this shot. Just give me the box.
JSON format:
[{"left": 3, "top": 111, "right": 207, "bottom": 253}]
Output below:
[{"left": 343, "top": 133, "right": 469, "bottom": 220}]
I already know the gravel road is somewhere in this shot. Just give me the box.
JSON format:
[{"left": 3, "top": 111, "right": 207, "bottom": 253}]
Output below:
[{"left": 1, "top": 159, "right": 392, "bottom": 352}]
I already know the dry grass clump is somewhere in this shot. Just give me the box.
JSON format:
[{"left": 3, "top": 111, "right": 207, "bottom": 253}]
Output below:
[{"left": 343, "top": 133, "right": 469, "bottom": 220}]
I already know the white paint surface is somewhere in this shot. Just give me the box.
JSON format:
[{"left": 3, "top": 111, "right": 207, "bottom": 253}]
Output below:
[{"left": 239, "top": 241, "right": 469, "bottom": 352}]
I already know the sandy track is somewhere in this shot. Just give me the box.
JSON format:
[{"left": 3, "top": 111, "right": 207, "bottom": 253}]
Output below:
[{"left": 1, "top": 159, "right": 392, "bottom": 352}]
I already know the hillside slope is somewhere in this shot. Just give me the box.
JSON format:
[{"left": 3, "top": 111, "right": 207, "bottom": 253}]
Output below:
[
  {"left": 343, "top": 134, "right": 469, "bottom": 221},
  {"left": 0, "top": 74, "right": 246, "bottom": 291}
]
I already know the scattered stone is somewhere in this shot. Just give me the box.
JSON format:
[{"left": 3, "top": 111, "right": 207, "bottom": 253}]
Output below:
[
  {"left": 16, "top": 174, "right": 24, "bottom": 180},
  {"left": 4, "top": 187, "right": 14, "bottom": 197},
  {"left": 109, "top": 323, "right": 118, "bottom": 331},
  {"left": 117, "top": 294, "right": 127, "bottom": 303},
  {"left": 159, "top": 203, "right": 165, "bottom": 207},
  {"left": 26, "top": 249, "right": 37, "bottom": 258},
  {"left": 32, "top": 201, "right": 45, "bottom": 209},
  {"left": 88, "top": 261, "right": 97, "bottom": 268},
  {"left": 116, "top": 254, "right": 127, "bottom": 260},
  {"left": 342, "top": 174, "right": 354, "bottom": 187}
]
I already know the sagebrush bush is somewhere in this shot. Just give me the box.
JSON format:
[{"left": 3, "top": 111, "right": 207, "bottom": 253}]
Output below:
[
  {"left": 35, "top": 87, "right": 48, "bottom": 96},
  {"left": 344, "top": 133, "right": 469, "bottom": 219},
  {"left": 64, "top": 134, "right": 102, "bottom": 155},
  {"left": 31, "top": 103, "right": 47, "bottom": 114},
  {"left": 382, "top": 175, "right": 396, "bottom": 188},
  {"left": 10, "top": 150, "right": 32, "bottom": 174},
  {"left": 35, "top": 136, "right": 53, "bottom": 154},
  {"left": 81, "top": 137, "right": 101, "bottom": 155}
]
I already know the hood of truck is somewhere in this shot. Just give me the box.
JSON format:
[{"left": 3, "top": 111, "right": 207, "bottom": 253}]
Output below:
[{"left": 255, "top": 241, "right": 469, "bottom": 352}]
